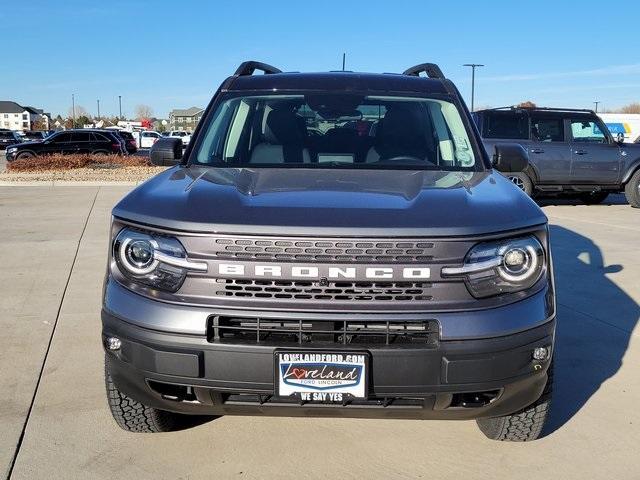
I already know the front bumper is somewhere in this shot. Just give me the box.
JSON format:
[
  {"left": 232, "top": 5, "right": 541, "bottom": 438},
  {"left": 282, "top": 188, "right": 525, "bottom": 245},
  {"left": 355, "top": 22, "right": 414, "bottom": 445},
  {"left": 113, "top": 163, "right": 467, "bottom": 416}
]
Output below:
[{"left": 102, "top": 303, "right": 555, "bottom": 420}]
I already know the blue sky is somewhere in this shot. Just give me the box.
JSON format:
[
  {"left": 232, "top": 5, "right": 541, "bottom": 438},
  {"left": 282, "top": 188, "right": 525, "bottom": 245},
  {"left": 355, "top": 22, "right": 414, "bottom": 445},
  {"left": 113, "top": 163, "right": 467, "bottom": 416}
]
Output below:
[{"left": 4, "top": 0, "right": 640, "bottom": 118}]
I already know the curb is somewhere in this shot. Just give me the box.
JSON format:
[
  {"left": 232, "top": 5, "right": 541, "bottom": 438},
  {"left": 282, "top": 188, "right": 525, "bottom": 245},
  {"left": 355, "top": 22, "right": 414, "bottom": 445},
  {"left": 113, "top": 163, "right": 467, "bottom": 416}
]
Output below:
[{"left": 0, "top": 181, "right": 141, "bottom": 187}]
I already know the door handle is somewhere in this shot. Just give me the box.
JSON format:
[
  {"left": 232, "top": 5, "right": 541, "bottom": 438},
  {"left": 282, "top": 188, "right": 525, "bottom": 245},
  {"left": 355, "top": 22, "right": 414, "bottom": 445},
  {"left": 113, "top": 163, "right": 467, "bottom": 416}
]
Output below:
[
  {"left": 574, "top": 149, "right": 588, "bottom": 155},
  {"left": 530, "top": 148, "right": 545, "bottom": 154}
]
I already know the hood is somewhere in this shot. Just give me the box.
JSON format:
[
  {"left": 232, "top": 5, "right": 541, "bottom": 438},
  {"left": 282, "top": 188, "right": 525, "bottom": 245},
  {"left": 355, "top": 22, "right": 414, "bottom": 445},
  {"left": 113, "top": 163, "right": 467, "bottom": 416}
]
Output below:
[
  {"left": 13, "top": 140, "right": 42, "bottom": 148},
  {"left": 113, "top": 166, "right": 547, "bottom": 236}
]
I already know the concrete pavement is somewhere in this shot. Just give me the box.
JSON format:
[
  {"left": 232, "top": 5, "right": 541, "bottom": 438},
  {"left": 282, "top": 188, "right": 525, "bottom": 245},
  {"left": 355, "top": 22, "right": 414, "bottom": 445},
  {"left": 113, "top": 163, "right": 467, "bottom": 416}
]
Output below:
[{"left": 1, "top": 187, "right": 638, "bottom": 480}]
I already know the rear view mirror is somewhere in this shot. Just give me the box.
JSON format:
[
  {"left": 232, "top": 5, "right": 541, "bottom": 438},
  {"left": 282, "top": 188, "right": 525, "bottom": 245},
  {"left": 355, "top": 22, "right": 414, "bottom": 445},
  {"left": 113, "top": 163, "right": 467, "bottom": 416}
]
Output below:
[
  {"left": 492, "top": 143, "right": 529, "bottom": 173},
  {"left": 150, "top": 137, "right": 183, "bottom": 166}
]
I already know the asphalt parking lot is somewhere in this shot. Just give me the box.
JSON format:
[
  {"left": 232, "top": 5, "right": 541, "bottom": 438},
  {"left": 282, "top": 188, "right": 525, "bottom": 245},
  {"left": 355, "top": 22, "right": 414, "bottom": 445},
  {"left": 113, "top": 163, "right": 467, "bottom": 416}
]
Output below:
[{"left": 0, "top": 186, "right": 638, "bottom": 480}]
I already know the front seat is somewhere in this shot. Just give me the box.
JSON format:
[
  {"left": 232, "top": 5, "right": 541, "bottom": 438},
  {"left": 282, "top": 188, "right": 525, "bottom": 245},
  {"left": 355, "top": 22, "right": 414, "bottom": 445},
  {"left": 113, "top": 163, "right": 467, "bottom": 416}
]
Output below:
[
  {"left": 250, "top": 109, "right": 310, "bottom": 163},
  {"left": 365, "top": 106, "right": 430, "bottom": 163}
]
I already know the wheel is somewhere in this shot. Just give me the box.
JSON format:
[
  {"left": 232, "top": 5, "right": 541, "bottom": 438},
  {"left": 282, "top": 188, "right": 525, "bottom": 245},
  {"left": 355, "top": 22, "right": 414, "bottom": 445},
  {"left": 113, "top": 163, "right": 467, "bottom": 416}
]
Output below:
[
  {"left": 104, "top": 355, "right": 183, "bottom": 433},
  {"left": 625, "top": 169, "right": 640, "bottom": 208},
  {"left": 579, "top": 192, "right": 609, "bottom": 205},
  {"left": 506, "top": 173, "right": 533, "bottom": 196},
  {"left": 16, "top": 151, "right": 35, "bottom": 160},
  {"left": 476, "top": 362, "right": 553, "bottom": 442}
]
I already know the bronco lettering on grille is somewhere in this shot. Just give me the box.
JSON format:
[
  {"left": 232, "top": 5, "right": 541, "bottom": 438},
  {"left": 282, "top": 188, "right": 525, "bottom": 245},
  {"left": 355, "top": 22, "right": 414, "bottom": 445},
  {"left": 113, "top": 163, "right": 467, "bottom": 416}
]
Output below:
[{"left": 217, "top": 264, "right": 431, "bottom": 280}]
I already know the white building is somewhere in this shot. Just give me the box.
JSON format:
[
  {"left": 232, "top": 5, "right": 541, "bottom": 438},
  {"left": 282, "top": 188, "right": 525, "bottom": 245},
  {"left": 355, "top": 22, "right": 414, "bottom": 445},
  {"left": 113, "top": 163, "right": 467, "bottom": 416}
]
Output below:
[
  {"left": 169, "top": 107, "right": 204, "bottom": 132},
  {"left": 0, "top": 101, "right": 50, "bottom": 131}
]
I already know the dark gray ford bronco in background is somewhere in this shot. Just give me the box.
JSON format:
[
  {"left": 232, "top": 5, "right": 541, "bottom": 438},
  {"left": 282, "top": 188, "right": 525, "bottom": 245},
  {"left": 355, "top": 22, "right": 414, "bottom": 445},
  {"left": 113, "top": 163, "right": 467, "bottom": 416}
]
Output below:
[
  {"left": 473, "top": 106, "right": 640, "bottom": 206},
  {"left": 103, "top": 61, "right": 556, "bottom": 441}
]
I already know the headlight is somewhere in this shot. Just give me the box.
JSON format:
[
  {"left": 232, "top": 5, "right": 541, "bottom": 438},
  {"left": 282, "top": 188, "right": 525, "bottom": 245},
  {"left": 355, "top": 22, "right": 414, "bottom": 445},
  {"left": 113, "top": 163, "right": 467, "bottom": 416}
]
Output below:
[
  {"left": 113, "top": 228, "right": 207, "bottom": 292},
  {"left": 442, "top": 235, "right": 545, "bottom": 298},
  {"left": 7, "top": 147, "right": 17, "bottom": 153}
]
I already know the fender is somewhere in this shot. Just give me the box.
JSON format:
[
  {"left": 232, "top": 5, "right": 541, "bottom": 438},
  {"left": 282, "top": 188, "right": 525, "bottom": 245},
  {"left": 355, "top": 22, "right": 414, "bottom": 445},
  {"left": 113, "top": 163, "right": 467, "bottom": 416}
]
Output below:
[{"left": 622, "top": 156, "right": 640, "bottom": 184}]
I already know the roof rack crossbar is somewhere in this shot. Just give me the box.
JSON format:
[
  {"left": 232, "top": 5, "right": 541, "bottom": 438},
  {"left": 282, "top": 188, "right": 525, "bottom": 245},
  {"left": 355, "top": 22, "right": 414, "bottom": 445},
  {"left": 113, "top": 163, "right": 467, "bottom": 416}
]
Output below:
[
  {"left": 234, "top": 61, "right": 282, "bottom": 76},
  {"left": 402, "top": 63, "right": 445, "bottom": 79}
]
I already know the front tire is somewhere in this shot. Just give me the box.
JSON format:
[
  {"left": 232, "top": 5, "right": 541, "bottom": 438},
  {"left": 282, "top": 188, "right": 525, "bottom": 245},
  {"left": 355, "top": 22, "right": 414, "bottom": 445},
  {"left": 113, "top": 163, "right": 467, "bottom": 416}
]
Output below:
[
  {"left": 16, "top": 151, "right": 36, "bottom": 160},
  {"left": 506, "top": 172, "right": 534, "bottom": 196},
  {"left": 476, "top": 362, "right": 553, "bottom": 441},
  {"left": 105, "top": 355, "right": 183, "bottom": 433},
  {"left": 625, "top": 169, "right": 640, "bottom": 208}
]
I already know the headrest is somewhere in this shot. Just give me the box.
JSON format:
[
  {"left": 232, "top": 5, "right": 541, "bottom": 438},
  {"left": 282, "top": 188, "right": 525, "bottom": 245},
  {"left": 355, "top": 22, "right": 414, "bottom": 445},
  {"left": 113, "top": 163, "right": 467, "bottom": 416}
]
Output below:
[{"left": 265, "top": 109, "right": 304, "bottom": 145}]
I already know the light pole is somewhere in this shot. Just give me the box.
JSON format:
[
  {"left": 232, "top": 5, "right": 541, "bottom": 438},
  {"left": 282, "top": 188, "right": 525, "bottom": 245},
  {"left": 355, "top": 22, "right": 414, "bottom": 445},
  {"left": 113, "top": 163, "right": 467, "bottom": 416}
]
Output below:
[
  {"left": 594, "top": 101, "right": 600, "bottom": 113},
  {"left": 118, "top": 95, "right": 122, "bottom": 120},
  {"left": 463, "top": 63, "right": 484, "bottom": 111},
  {"left": 72, "top": 93, "right": 76, "bottom": 128},
  {"left": 342, "top": 52, "right": 346, "bottom": 71},
  {"left": 97, "top": 99, "right": 100, "bottom": 120}
]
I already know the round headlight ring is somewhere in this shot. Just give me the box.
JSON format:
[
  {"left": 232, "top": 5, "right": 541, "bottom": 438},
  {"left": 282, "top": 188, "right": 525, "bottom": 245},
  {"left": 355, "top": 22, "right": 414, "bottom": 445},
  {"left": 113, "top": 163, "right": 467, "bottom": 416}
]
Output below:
[
  {"left": 498, "top": 244, "right": 539, "bottom": 282},
  {"left": 118, "top": 237, "right": 159, "bottom": 275}
]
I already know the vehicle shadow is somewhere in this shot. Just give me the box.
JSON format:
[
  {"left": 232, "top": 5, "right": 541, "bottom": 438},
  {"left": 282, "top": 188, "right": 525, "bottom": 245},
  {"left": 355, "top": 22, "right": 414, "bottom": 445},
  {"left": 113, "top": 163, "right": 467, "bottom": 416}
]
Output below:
[
  {"left": 536, "top": 193, "right": 628, "bottom": 207},
  {"left": 542, "top": 225, "right": 638, "bottom": 436}
]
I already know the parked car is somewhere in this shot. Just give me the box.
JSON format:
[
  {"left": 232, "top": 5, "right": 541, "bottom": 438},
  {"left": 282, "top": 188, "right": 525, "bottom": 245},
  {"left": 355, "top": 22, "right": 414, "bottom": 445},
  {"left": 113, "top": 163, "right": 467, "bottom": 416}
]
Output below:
[
  {"left": 167, "top": 130, "right": 191, "bottom": 145},
  {"left": 22, "top": 131, "right": 49, "bottom": 142},
  {"left": 116, "top": 130, "right": 138, "bottom": 154},
  {"left": 103, "top": 60, "right": 556, "bottom": 441},
  {"left": 5, "top": 129, "right": 124, "bottom": 161},
  {"left": 139, "top": 130, "right": 163, "bottom": 149},
  {"left": 0, "top": 130, "right": 22, "bottom": 149},
  {"left": 473, "top": 106, "right": 640, "bottom": 206}
]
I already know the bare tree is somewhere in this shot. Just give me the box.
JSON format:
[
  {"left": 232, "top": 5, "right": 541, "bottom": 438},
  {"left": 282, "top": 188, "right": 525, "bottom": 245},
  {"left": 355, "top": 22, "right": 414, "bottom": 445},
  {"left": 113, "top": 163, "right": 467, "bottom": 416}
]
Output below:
[
  {"left": 135, "top": 104, "right": 154, "bottom": 120},
  {"left": 517, "top": 101, "right": 537, "bottom": 108},
  {"left": 619, "top": 103, "right": 640, "bottom": 114},
  {"left": 68, "top": 105, "right": 89, "bottom": 119}
]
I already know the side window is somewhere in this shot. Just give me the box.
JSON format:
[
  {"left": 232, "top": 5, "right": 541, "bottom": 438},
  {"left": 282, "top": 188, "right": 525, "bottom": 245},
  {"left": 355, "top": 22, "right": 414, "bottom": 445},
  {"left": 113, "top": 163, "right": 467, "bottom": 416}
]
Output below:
[
  {"left": 570, "top": 119, "right": 607, "bottom": 143},
  {"left": 531, "top": 116, "right": 564, "bottom": 142},
  {"left": 53, "top": 132, "right": 72, "bottom": 143},
  {"left": 482, "top": 112, "right": 529, "bottom": 139},
  {"left": 70, "top": 132, "right": 91, "bottom": 142},
  {"left": 90, "top": 133, "right": 109, "bottom": 141}
]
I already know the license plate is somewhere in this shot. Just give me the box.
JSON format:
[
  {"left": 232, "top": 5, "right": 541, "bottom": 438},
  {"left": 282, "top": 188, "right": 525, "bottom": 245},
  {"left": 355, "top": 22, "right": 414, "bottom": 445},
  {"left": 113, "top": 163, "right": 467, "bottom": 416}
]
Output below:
[{"left": 276, "top": 351, "right": 367, "bottom": 402}]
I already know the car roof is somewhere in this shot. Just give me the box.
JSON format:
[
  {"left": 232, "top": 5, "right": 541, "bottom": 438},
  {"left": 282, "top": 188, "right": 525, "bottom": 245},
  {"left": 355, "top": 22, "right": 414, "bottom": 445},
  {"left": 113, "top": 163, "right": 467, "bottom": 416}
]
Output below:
[{"left": 227, "top": 71, "right": 450, "bottom": 95}]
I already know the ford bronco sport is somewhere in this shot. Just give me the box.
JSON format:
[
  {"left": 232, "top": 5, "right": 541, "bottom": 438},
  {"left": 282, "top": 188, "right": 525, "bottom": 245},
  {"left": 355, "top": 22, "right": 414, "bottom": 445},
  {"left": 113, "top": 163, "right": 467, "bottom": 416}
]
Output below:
[
  {"left": 473, "top": 106, "right": 640, "bottom": 207},
  {"left": 103, "top": 61, "right": 555, "bottom": 441}
]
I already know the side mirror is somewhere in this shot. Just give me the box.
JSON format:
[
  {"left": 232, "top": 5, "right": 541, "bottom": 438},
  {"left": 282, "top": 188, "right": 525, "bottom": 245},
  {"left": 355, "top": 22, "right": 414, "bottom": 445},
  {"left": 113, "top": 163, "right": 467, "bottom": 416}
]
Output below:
[
  {"left": 492, "top": 143, "right": 529, "bottom": 173},
  {"left": 150, "top": 137, "right": 183, "bottom": 166},
  {"left": 616, "top": 132, "right": 625, "bottom": 145}
]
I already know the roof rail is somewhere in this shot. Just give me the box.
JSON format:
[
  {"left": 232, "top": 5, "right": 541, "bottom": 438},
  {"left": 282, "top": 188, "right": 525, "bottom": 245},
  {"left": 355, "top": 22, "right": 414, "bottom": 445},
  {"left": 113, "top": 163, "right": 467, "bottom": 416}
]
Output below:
[
  {"left": 234, "top": 61, "right": 282, "bottom": 76},
  {"left": 402, "top": 63, "right": 445, "bottom": 79},
  {"left": 487, "top": 106, "right": 596, "bottom": 114}
]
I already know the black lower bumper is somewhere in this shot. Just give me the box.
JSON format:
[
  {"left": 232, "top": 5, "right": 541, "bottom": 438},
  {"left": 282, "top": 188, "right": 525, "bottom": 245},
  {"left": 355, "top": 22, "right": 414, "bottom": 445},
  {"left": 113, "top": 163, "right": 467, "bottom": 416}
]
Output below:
[{"left": 102, "top": 310, "right": 555, "bottom": 420}]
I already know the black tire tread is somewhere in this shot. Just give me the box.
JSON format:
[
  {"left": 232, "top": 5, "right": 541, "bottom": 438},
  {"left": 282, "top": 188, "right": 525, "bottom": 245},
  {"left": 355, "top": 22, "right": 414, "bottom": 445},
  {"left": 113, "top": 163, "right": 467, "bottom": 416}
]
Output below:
[
  {"left": 625, "top": 169, "right": 640, "bottom": 208},
  {"left": 104, "top": 356, "right": 179, "bottom": 433},
  {"left": 476, "top": 363, "right": 553, "bottom": 442}
]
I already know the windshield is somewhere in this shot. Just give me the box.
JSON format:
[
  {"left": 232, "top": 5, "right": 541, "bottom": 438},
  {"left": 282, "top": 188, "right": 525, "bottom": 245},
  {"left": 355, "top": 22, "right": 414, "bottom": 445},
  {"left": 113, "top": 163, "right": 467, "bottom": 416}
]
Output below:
[{"left": 193, "top": 94, "right": 479, "bottom": 170}]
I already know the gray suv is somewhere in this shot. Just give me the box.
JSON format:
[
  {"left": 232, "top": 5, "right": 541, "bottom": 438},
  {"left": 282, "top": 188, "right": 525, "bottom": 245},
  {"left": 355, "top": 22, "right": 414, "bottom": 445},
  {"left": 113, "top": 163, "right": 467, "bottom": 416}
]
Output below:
[
  {"left": 473, "top": 107, "right": 640, "bottom": 206},
  {"left": 102, "top": 61, "right": 555, "bottom": 441}
]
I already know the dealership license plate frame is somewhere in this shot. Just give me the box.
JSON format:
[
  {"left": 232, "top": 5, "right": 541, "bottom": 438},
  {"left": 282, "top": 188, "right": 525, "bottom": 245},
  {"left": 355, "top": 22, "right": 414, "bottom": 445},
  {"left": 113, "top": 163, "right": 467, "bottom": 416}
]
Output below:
[{"left": 275, "top": 350, "right": 369, "bottom": 402}]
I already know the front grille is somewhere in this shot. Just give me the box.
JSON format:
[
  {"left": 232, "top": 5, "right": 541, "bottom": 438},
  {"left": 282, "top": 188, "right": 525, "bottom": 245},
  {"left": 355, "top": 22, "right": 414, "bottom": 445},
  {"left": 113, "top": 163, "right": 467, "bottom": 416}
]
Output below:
[
  {"left": 212, "top": 238, "right": 434, "bottom": 263},
  {"left": 208, "top": 316, "right": 439, "bottom": 346},
  {"left": 214, "top": 279, "right": 433, "bottom": 302}
]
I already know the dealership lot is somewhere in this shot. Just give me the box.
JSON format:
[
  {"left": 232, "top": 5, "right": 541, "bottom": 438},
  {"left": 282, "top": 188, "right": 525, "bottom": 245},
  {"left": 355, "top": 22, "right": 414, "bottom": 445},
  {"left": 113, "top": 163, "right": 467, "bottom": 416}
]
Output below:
[{"left": 0, "top": 186, "right": 638, "bottom": 480}]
